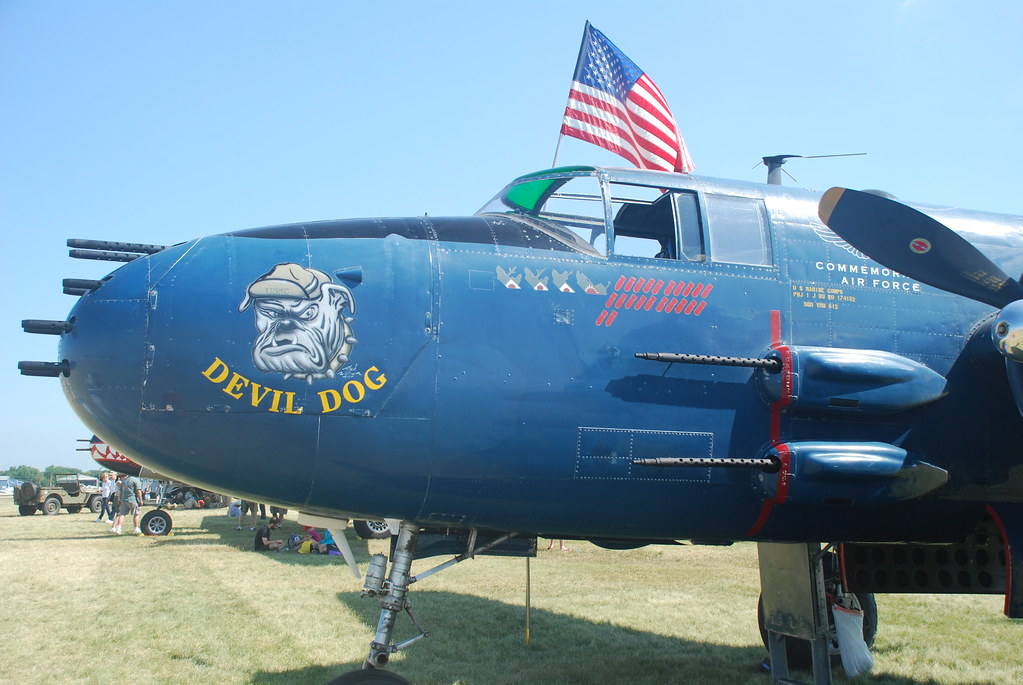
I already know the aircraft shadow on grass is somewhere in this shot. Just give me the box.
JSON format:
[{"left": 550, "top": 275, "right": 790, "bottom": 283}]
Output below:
[
  {"left": 175, "top": 514, "right": 1004, "bottom": 685},
  {"left": 248, "top": 590, "right": 983, "bottom": 685}
]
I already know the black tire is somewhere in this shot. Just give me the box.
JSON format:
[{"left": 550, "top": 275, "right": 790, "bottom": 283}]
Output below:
[
  {"left": 67, "top": 505, "right": 83, "bottom": 513},
  {"left": 88, "top": 496, "right": 102, "bottom": 514},
  {"left": 41, "top": 496, "right": 62, "bottom": 515},
  {"left": 329, "top": 669, "right": 414, "bottom": 685},
  {"left": 139, "top": 509, "right": 173, "bottom": 536},
  {"left": 18, "top": 505, "right": 37, "bottom": 516},
  {"left": 757, "top": 592, "right": 877, "bottom": 669},
  {"left": 19, "top": 482, "right": 38, "bottom": 502},
  {"left": 353, "top": 520, "right": 391, "bottom": 540}
]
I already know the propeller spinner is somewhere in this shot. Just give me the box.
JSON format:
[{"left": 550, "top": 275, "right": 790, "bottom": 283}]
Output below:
[{"left": 818, "top": 187, "right": 1023, "bottom": 363}]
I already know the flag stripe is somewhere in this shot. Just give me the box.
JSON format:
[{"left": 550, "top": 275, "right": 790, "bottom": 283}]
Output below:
[
  {"left": 631, "top": 77, "right": 676, "bottom": 133},
  {"left": 563, "top": 83, "right": 647, "bottom": 168},
  {"left": 561, "top": 120, "right": 642, "bottom": 169},
  {"left": 565, "top": 85, "right": 633, "bottom": 133},
  {"left": 563, "top": 88, "right": 677, "bottom": 172}
]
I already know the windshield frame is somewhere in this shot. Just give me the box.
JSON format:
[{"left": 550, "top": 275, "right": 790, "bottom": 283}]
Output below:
[{"left": 476, "top": 167, "right": 613, "bottom": 256}]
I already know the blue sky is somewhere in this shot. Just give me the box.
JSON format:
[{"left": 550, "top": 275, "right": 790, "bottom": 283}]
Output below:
[{"left": 3, "top": 1, "right": 1022, "bottom": 470}]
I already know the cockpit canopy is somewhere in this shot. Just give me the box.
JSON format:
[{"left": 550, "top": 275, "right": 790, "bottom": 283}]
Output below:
[{"left": 477, "top": 166, "right": 773, "bottom": 266}]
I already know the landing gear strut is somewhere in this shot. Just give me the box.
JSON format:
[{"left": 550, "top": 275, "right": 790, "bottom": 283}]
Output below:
[
  {"left": 364, "top": 522, "right": 428, "bottom": 669},
  {"left": 332, "top": 522, "right": 525, "bottom": 684}
]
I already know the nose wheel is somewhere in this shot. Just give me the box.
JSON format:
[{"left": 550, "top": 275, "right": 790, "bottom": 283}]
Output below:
[{"left": 139, "top": 509, "right": 173, "bottom": 536}]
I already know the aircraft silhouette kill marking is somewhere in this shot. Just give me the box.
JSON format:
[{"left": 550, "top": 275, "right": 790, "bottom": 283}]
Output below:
[{"left": 19, "top": 165, "right": 1023, "bottom": 683}]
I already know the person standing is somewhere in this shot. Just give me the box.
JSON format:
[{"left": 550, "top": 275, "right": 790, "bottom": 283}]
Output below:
[
  {"left": 108, "top": 475, "right": 123, "bottom": 529},
  {"left": 112, "top": 473, "right": 144, "bottom": 535},
  {"left": 95, "top": 472, "right": 114, "bottom": 522},
  {"left": 238, "top": 500, "right": 259, "bottom": 531},
  {"left": 149, "top": 480, "right": 163, "bottom": 505}
]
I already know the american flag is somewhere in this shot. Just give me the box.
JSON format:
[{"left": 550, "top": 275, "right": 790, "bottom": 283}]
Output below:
[{"left": 561, "top": 22, "right": 694, "bottom": 174}]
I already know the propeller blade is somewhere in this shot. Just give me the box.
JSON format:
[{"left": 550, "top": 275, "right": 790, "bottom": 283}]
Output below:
[{"left": 819, "top": 187, "right": 1023, "bottom": 309}]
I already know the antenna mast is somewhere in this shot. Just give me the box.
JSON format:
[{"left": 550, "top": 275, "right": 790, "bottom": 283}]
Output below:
[{"left": 759, "top": 153, "right": 866, "bottom": 185}]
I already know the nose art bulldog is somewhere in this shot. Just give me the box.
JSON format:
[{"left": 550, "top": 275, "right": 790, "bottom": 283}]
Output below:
[{"left": 239, "top": 263, "right": 356, "bottom": 382}]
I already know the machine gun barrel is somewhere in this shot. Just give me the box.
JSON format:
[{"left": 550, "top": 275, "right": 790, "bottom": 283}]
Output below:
[
  {"left": 635, "top": 352, "right": 782, "bottom": 372},
  {"left": 67, "top": 238, "right": 166, "bottom": 254},
  {"left": 633, "top": 456, "right": 779, "bottom": 470},
  {"left": 67, "top": 239, "right": 167, "bottom": 263},
  {"left": 63, "top": 278, "right": 105, "bottom": 295},
  {"left": 22, "top": 319, "right": 73, "bottom": 335},
  {"left": 69, "top": 249, "right": 141, "bottom": 263},
  {"left": 18, "top": 360, "right": 70, "bottom": 377}
]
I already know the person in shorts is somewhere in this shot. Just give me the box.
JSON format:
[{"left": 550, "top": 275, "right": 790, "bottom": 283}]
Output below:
[
  {"left": 269, "top": 505, "right": 288, "bottom": 524},
  {"left": 112, "top": 473, "right": 144, "bottom": 535},
  {"left": 238, "top": 500, "right": 259, "bottom": 531}
]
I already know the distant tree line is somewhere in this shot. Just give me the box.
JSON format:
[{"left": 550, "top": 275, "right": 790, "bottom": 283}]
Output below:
[{"left": 2, "top": 465, "right": 102, "bottom": 484}]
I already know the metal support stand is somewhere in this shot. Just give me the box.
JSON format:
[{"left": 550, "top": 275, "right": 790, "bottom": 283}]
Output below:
[
  {"left": 757, "top": 542, "right": 833, "bottom": 685},
  {"left": 365, "top": 522, "right": 424, "bottom": 669}
]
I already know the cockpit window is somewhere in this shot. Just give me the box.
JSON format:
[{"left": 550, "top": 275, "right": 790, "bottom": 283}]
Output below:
[
  {"left": 704, "top": 194, "right": 773, "bottom": 266},
  {"left": 609, "top": 184, "right": 670, "bottom": 259},
  {"left": 610, "top": 186, "right": 704, "bottom": 262}
]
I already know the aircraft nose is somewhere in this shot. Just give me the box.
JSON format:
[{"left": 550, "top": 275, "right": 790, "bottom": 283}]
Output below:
[
  {"left": 57, "top": 249, "right": 159, "bottom": 451},
  {"left": 37, "top": 226, "right": 436, "bottom": 516},
  {"left": 52, "top": 237, "right": 320, "bottom": 495}
]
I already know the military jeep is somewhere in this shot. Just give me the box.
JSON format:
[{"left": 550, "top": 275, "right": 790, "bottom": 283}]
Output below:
[{"left": 13, "top": 473, "right": 103, "bottom": 516}]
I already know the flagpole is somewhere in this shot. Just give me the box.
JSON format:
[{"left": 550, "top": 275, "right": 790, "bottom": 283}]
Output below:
[{"left": 552, "top": 21, "right": 592, "bottom": 170}]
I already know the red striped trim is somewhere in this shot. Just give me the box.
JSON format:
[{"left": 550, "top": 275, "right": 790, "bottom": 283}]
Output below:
[
  {"left": 747, "top": 444, "right": 791, "bottom": 537},
  {"left": 748, "top": 310, "right": 788, "bottom": 537},
  {"left": 985, "top": 505, "right": 1013, "bottom": 616}
]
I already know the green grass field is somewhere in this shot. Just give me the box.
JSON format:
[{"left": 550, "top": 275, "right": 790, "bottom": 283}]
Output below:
[{"left": 1, "top": 500, "right": 1020, "bottom": 684}]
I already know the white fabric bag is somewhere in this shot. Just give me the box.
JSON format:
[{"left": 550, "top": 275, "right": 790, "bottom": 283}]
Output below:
[{"left": 833, "top": 603, "right": 873, "bottom": 677}]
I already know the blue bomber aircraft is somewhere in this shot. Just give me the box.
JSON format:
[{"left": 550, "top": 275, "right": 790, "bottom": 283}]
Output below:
[{"left": 20, "top": 165, "right": 1023, "bottom": 684}]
